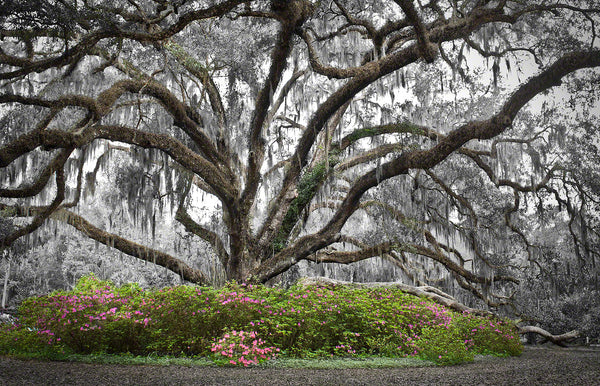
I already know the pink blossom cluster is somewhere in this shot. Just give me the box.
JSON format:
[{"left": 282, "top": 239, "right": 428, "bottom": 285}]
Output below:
[
  {"left": 334, "top": 344, "right": 356, "bottom": 354},
  {"left": 210, "top": 330, "right": 279, "bottom": 367},
  {"left": 218, "top": 291, "right": 266, "bottom": 306}
]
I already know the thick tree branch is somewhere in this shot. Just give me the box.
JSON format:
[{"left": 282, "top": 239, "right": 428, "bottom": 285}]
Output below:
[
  {"left": 518, "top": 326, "right": 579, "bottom": 347},
  {"left": 266, "top": 69, "right": 308, "bottom": 126},
  {"left": 394, "top": 0, "right": 437, "bottom": 62},
  {"left": 336, "top": 143, "right": 410, "bottom": 171},
  {"left": 0, "top": 149, "right": 72, "bottom": 198},
  {"left": 1, "top": 168, "right": 66, "bottom": 248},
  {"left": 0, "top": 125, "right": 236, "bottom": 204},
  {"left": 163, "top": 41, "right": 231, "bottom": 158},
  {"left": 324, "top": 49, "right": 600, "bottom": 242},
  {"left": 425, "top": 169, "right": 478, "bottom": 225},
  {"left": 52, "top": 208, "right": 208, "bottom": 285},
  {"left": 175, "top": 207, "right": 230, "bottom": 267},
  {"left": 261, "top": 6, "right": 517, "bottom": 257},
  {"left": 309, "top": 242, "right": 392, "bottom": 265},
  {"left": 296, "top": 277, "right": 492, "bottom": 316},
  {"left": 0, "top": 0, "right": 248, "bottom": 80}
]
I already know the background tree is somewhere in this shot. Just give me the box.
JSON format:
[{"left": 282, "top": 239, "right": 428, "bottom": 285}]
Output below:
[{"left": 1, "top": 0, "right": 599, "bottom": 314}]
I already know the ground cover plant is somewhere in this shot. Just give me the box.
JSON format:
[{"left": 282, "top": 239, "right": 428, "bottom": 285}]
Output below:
[{"left": 0, "top": 275, "right": 522, "bottom": 366}]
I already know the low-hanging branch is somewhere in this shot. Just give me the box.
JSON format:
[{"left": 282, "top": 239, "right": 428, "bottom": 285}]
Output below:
[
  {"left": 54, "top": 208, "right": 209, "bottom": 285},
  {"left": 0, "top": 149, "right": 72, "bottom": 199},
  {"left": 296, "top": 276, "right": 493, "bottom": 316},
  {"left": 518, "top": 326, "right": 580, "bottom": 347}
]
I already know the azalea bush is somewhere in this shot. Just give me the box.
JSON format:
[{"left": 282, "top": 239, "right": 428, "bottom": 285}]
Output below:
[
  {"left": 15, "top": 275, "right": 150, "bottom": 354},
  {"left": 457, "top": 312, "right": 522, "bottom": 357},
  {"left": 0, "top": 322, "right": 66, "bottom": 358},
  {"left": 210, "top": 330, "right": 279, "bottom": 366},
  {"left": 417, "top": 325, "right": 474, "bottom": 365},
  {"left": 0, "top": 274, "right": 522, "bottom": 365}
]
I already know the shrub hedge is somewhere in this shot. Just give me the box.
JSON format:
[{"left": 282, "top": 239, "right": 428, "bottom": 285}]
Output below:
[{"left": 0, "top": 274, "right": 522, "bottom": 365}]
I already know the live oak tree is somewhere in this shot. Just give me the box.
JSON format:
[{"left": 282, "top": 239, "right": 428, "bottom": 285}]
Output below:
[{"left": 1, "top": 0, "right": 599, "bottom": 311}]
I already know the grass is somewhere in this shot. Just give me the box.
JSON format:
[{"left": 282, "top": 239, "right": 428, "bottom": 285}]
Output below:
[
  {"left": 2, "top": 351, "right": 518, "bottom": 369},
  {"left": 2, "top": 351, "right": 434, "bottom": 368}
]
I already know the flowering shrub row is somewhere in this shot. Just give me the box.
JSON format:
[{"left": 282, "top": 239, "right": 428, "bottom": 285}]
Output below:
[{"left": 0, "top": 274, "right": 522, "bottom": 365}]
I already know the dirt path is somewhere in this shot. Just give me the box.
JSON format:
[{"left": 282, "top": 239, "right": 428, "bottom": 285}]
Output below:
[{"left": 1, "top": 347, "right": 599, "bottom": 385}]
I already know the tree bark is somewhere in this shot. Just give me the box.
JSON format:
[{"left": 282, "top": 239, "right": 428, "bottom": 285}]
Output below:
[
  {"left": 1, "top": 260, "right": 8, "bottom": 309},
  {"left": 518, "top": 326, "right": 580, "bottom": 347}
]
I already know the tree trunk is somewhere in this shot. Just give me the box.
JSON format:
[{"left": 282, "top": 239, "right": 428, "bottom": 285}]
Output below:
[{"left": 1, "top": 260, "right": 9, "bottom": 309}]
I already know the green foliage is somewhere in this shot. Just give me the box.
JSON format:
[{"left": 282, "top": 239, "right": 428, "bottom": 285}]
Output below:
[
  {"left": 164, "top": 41, "right": 216, "bottom": 75},
  {"left": 72, "top": 273, "right": 109, "bottom": 292},
  {"left": 0, "top": 275, "right": 522, "bottom": 366},
  {"left": 418, "top": 325, "right": 473, "bottom": 365},
  {"left": 455, "top": 313, "right": 523, "bottom": 357},
  {"left": 272, "top": 156, "right": 339, "bottom": 252},
  {"left": 0, "top": 323, "right": 69, "bottom": 359}
]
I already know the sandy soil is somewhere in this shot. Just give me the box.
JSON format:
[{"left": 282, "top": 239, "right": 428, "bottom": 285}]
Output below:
[{"left": 1, "top": 346, "right": 599, "bottom": 385}]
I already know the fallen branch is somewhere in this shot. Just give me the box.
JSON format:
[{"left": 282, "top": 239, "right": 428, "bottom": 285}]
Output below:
[{"left": 518, "top": 326, "right": 580, "bottom": 347}]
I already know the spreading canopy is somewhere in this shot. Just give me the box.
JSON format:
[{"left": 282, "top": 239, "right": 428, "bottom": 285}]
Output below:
[{"left": 1, "top": 0, "right": 599, "bottom": 307}]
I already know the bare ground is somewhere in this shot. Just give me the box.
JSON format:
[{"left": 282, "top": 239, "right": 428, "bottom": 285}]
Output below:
[{"left": 1, "top": 346, "right": 599, "bottom": 385}]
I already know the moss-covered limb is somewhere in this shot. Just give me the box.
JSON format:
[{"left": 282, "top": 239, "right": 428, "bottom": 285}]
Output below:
[
  {"left": 271, "top": 155, "right": 339, "bottom": 253},
  {"left": 175, "top": 207, "right": 229, "bottom": 267},
  {"left": 335, "top": 143, "right": 419, "bottom": 171},
  {"left": 163, "top": 40, "right": 241, "bottom": 170},
  {"left": 424, "top": 169, "right": 478, "bottom": 226},
  {"left": 1, "top": 168, "right": 66, "bottom": 248},
  {"left": 243, "top": 6, "right": 311, "bottom": 230},
  {"left": 453, "top": 275, "right": 514, "bottom": 309},
  {"left": 332, "top": 121, "right": 435, "bottom": 152},
  {"left": 309, "top": 100, "right": 351, "bottom": 169},
  {"left": 309, "top": 241, "right": 394, "bottom": 264},
  {"left": 92, "top": 46, "right": 232, "bottom": 172},
  {"left": 0, "top": 124, "right": 235, "bottom": 205},
  {"left": 89, "top": 46, "right": 145, "bottom": 81},
  {"left": 52, "top": 208, "right": 209, "bottom": 285},
  {"left": 0, "top": 148, "right": 72, "bottom": 199},
  {"left": 173, "top": 176, "right": 225, "bottom": 267},
  {"left": 268, "top": 145, "right": 418, "bottom": 253},
  {"left": 392, "top": 241, "right": 519, "bottom": 285},
  {"left": 267, "top": 69, "right": 308, "bottom": 126},
  {"left": 517, "top": 326, "right": 579, "bottom": 347},
  {"left": 0, "top": 201, "right": 212, "bottom": 285},
  {"left": 296, "top": 277, "right": 493, "bottom": 316}
]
